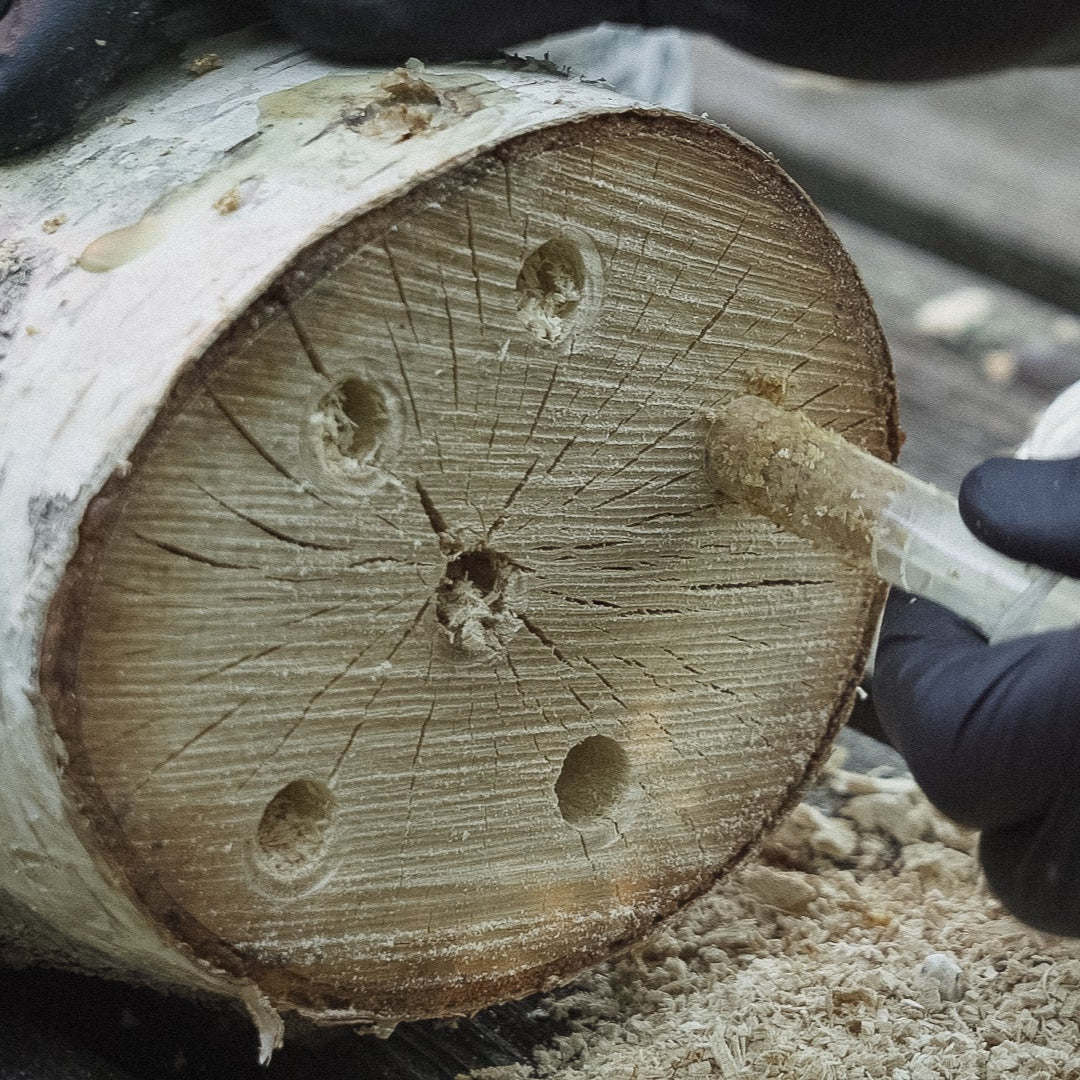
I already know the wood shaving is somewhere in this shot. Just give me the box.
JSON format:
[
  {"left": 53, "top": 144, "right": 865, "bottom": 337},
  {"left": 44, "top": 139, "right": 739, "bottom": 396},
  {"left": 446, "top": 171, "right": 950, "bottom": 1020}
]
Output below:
[
  {"left": 467, "top": 766, "right": 1080, "bottom": 1079},
  {"left": 187, "top": 53, "right": 223, "bottom": 77},
  {"left": 212, "top": 187, "right": 241, "bottom": 215},
  {"left": 0, "top": 240, "right": 22, "bottom": 278},
  {"left": 458, "top": 1068, "right": 534, "bottom": 1080}
]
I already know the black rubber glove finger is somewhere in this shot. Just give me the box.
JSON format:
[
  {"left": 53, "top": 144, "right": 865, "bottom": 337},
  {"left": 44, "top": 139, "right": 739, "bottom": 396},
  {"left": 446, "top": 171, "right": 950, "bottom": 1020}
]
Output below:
[
  {"left": 960, "top": 455, "right": 1080, "bottom": 579},
  {"left": 264, "top": 0, "right": 634, "bottom": 62},
  {"left": 267, "top": 0, "right": 1080, "bottom": 79},
  {"left": 980, "top": 790, "right": 1080, "bottom": 937},
  {"left": 874, "top": 589, "right": 1080, "bottom": 832},
  {"left": 0, "top": 0, "right": 163, "bottom": 158}
]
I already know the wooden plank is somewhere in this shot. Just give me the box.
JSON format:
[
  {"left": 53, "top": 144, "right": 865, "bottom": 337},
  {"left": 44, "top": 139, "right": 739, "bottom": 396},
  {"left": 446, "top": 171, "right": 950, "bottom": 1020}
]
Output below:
[
  {"left": 0, "top": 964, "right": 560, "bottom": 1079},
  {"left": 692, "top": 37, "right": 1080, "bottom": 311},
  {"left": 831, "top": 216, "right": 1069, "bottom": 487}
]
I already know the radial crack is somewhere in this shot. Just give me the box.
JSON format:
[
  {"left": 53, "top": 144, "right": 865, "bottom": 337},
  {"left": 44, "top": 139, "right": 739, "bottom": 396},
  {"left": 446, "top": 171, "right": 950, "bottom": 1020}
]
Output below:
[
  {"left": 207, "top": 389, "right": 307, "bottom": 489},
  {"left": 129, "top": 698, "right": 250, "bottom": 796},
  {"left": 284, "top": 303, "right": 330, "bottom": 378},
  {"left": 132, "top": 532, "right": 260, "bottom": 572},
  {"left": 416, "top": 480, "right": 453, "bottom": 541},
  {"left": 194, "top": 483, "right": 350, "bottom": 552}
]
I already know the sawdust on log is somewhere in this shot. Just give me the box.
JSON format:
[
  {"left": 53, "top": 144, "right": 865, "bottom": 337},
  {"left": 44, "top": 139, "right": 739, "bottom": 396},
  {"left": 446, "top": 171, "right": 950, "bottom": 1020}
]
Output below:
[{"left": 462, "top": 752, "right": 1080, "bottom": 1080}]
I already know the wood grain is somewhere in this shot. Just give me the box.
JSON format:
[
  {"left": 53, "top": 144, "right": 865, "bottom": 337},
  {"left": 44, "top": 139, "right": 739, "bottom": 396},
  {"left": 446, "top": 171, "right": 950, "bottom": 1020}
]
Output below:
[{"left": 47, "top": 116, "right": 896, "bottom": 1021}]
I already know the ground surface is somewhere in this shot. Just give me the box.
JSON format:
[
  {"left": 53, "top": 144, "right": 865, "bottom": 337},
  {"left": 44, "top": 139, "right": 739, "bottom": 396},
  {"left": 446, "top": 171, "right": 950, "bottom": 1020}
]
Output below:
[
  {"left": 9, "top": 731, "right": 1080, "bottom": 1079},
  {"left": 489, "top": 743, "right": 1080, "bottom": 1080}
]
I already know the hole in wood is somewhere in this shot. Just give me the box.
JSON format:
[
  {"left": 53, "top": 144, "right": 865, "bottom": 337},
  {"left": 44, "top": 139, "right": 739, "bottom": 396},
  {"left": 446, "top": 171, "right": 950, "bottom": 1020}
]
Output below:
[
  {"left": 255, "top": 779, "right": 334, "bottom": 878},
  {"left": 444, "top": 548, "right": 501, "bottom": 596},
  {"left": 555, "top": 735, "right": 631, "bottom": 829},
  {"left": 516, "top": 235, "right": 588, "bottom": 344},
  {"left": 310, "top": 376, "right": 400, "bottom": 483},
  {"left": 435, "top": 546, "right": 525, "bottom": 655}
]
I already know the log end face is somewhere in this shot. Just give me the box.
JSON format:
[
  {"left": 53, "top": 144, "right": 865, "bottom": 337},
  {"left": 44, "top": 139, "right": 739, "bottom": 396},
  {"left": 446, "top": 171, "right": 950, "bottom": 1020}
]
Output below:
[{"left": 42, "top": 110, "right": 894, "bottom": 1021}]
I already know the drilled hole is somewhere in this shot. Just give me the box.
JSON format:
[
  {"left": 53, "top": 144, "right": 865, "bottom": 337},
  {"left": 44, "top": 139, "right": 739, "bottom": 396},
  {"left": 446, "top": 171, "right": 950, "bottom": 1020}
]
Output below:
[
  {"left": 310, "top": 377, "right": 401, "bottom": 483},
  {"left": 445, "top": 548, "right": 502, "bottom": 596},
  {"left": 555, "top": 736, "right": 631, "bottom": 828},
  {"left": 516, "top": 235, "right": 588, "bottom": 344},
  {"left": 256, "top": 779, "right": 334, "bottom": 878},
  {"left": 435, "top": 546, "right": 526, "bottom": 656},
  {"left": 324, "top": 378, "right": 388, "bottom": 460}
]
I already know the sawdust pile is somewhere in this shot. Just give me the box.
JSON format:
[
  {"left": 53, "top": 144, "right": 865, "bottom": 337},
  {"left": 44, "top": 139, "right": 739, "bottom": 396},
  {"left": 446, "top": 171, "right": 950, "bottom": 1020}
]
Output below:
[{"left": 466, "top": 754, "right": 1080, "bottom": 1079}]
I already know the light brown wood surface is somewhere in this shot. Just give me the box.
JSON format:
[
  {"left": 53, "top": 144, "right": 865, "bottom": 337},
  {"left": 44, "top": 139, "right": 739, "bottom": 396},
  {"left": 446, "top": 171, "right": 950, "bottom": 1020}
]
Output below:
[{"left": 3, "top": 31, "right": 896, "bottom": 1035}]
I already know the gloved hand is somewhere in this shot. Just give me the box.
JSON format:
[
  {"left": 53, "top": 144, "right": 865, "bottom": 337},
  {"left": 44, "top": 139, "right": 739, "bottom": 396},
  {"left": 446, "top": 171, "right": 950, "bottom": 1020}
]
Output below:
[
  {"left": 7, "top": 0, "right": 1080, "bottom": 157},
  {"left": 267, "top": 0, "right": 1080, "bottom": 81},
  {"left": 0, "top": 0, "right": 165, "bottom": 156},
  {"left": 874, "top": 454, "right": 1080, "bottom": 936}
]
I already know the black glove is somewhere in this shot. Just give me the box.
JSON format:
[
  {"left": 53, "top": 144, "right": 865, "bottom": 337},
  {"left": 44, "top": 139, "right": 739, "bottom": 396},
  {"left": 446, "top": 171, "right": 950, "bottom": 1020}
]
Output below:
[
  {"left": 0, "top": 0, "right": 164, "bottom": 157},
  {"left": 874, "top": 454, "right": 1080, "bottom": 937},
  {"left": 268, "top": 0, "right": 1080, "bottom": 79},
  {"left": 6, "top": 1, "right": 1080, "bottom": 157}
]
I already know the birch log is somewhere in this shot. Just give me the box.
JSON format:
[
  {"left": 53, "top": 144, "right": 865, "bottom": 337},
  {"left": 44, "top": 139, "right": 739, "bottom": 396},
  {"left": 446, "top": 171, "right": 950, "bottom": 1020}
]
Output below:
[{"left": 0, "top": 28, "right": 898, "bottom": 1051}]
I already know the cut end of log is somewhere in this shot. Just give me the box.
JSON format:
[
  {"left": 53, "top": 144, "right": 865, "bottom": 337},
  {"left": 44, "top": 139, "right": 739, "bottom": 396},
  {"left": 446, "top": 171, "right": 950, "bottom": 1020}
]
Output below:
[{"left": 39, "top": 103, "right": 895, "bottom": 1023}]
